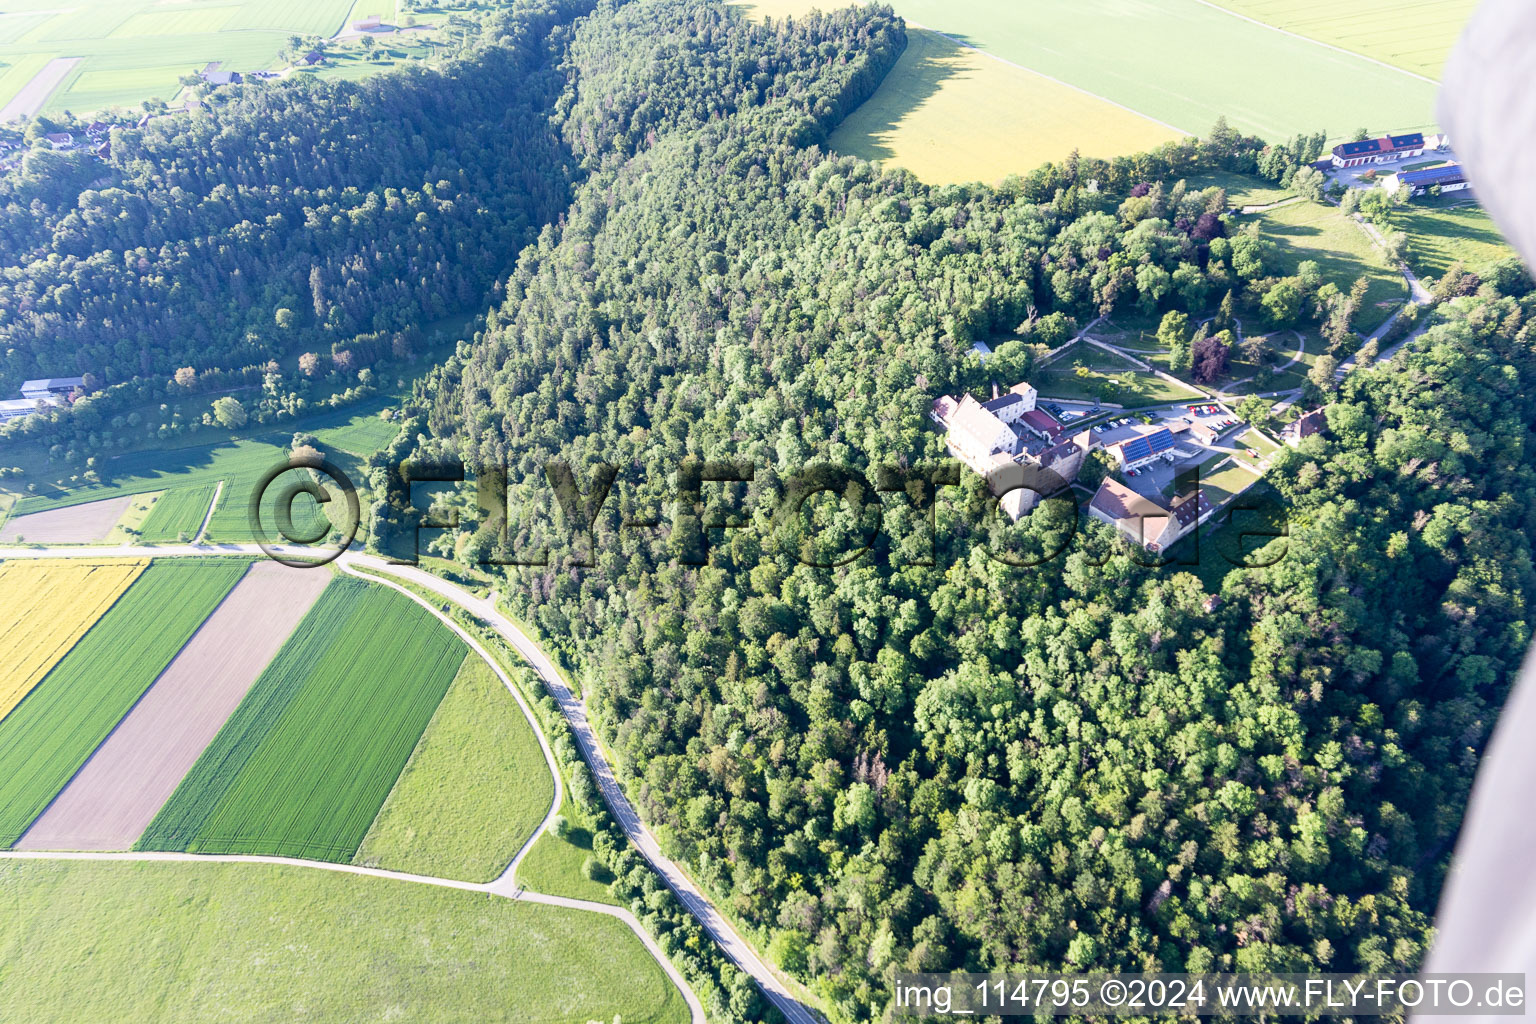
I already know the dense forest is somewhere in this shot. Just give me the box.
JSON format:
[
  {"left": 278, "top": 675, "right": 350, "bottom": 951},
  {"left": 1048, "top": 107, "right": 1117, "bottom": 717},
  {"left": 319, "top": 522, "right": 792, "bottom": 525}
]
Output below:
[
  {"left": 393, "top": 2, "right": 1536, "bottom": 1022},
  {"left": 0, "top": 0, "right": 596, "bottom": 393},
  {"left": 6, "top": 0, "right": 1532, "bottom": 1020}
]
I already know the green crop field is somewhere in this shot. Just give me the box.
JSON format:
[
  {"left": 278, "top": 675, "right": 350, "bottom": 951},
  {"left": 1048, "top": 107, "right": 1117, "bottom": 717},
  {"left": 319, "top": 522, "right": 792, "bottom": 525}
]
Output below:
[
  {"left": 6, "top": 403, "right": 393, "bottom": 544},
  {"left": 0, "top": 859, "right": 689, "bottom": 1024},
  {"left": 0, "top": 559, "right": 250, "bottom": 848},
  {"left": 1399, "top": 200, "right": 1520, "bottom": 280},
  {"left": 355, "top": 656, "right": 555, "bottom": 883},
  {"left": 1207, "top": 0, "right": 1477, "bottom": 81},
  {"left": 0, "top": 52, "right": 51, "bottom": 107},
  {"left": 138, "top": 483, "right": 219, "bottom": 543},
  {"left": 1244, "top": 199, "right": 1407, "bottom": 332},
  {"left": 867, "top": 0, "right": 1438, "bottom": 144},
  {"left": 0, "top": 0, "right": 356, "bottom": 115},
  {"left": 138, "top": 576, "right": 465, "bottom": 862},
  {"left": 312, "top": 410, "right": 403, "bottom": 456},
  {"left": 820, "top": 25, "right": 1180, "bottom": 185}
]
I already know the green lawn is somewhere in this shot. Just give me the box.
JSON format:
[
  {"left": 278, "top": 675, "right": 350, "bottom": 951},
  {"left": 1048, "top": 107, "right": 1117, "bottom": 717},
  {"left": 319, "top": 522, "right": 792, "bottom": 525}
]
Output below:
[
  {"left": 0, "top": 859, "right": 689, "bottom": 1024},
  {"left": 355, "top": 656, "right": 554, "bottom": 883},
  {"left": 882, "top": 0, "right": 1438, "bottom": 141},
  {"left": 1036, "top": 366, "right": 1204, "bottom": 406},
  {"left": 518, "top": 792, "right": 622, "bottom": 906},
  {"left": 1180, "top": 171, "right": 1292, "bottom": 209},
  {"left": 1246, "top": 200, "right": 1407, "bottom": 332},
  {"left": 0, "top": 559, "right": 250, "bottom": 847},
  {"left": 138, "top": 576, "right": 465, "bottom": 862},
  {"left": 1202, "top": 459, "right": 1263, "bottom": 507},
  {"left": 1398, "top": 199, "right": 1518, "bottom": 280},
  {"left": 1243, "top": 426, "right": 1282, "bottom": 455}
]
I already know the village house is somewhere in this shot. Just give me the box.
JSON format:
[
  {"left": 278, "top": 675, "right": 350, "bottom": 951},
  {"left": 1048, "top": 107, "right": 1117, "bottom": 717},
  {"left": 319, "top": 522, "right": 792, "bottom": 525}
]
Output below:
[
  {"left": 933, "top": 382, "right": 1096, "bottom": 521},
  {"left": 43, "top": 132, "right": 74, "bottom": 150},
  {"left": 939, "top": 394, "right": 1019, "bottom": 471},
  {"left": 1088, "top": 479, "right": 1214, "bottom": 554},
  {"left": 352, "top": 13, "right": 383, "bottom": 30},
  {"left": 1330, "top": 131, "right": 1426, "bottom": 169},
  {"left": 303, "top": 51, "right": 327, "bottom": 66},
  {"left": 1282, "top": 408, "right": 1327, "bottom": 447},
  {"left": 1110, "top": 426, "right": 1178, "bottom": 470},
  {"left": 20, "top": 377, "right": 84, "bottom": 402},
  {"left": 1381, "top": 163, "right": 1470, "bottom": 198}
]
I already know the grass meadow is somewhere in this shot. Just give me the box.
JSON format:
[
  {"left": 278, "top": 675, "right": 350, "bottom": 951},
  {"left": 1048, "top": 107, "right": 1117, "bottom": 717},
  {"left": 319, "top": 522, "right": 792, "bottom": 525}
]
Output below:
[
  {"left": 0, "top": 859, "right": 690, "bottom": 1024},
  {"left": 1245, "top": 199, "right": 1406, "bottom": 331},
  {"left": 138, "top": 576, "right": 465, "bottom": 862},
  {"left": 355, "top": 656, "right": 555, "bottom": 883},
  {"left": 0, "top": 559, "right": 249, "bottom": 847},
  {"left": 5, "top": 402, "right": 391, "bottom": 545},
  {"left": 1397, "top": 199, "right": 1519, "bottom": 280},
  {"left": 1206, "top": 0, "right": 1477, "bottom": 80},
  {"left": 518, "top": 791, "right": 623, "bottom": 906}
]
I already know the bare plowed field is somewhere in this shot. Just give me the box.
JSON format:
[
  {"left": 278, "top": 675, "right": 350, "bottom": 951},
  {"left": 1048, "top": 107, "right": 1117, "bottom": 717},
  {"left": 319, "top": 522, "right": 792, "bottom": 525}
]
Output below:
[
  {"left": 16, "top": 562, "right": 332, "bottom": 851},
  {"left": 0, "top": 495, "right": 133, "bottom": 544}
]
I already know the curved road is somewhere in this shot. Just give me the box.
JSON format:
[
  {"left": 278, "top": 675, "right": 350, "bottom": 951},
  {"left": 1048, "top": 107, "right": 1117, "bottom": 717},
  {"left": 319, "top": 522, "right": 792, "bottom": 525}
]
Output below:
[
  {"left": 0, "top": 542, "right": 820, "bottom": 1024},
  {"left": 0, "top": 548, "right": 706, "bottom": 1024}
]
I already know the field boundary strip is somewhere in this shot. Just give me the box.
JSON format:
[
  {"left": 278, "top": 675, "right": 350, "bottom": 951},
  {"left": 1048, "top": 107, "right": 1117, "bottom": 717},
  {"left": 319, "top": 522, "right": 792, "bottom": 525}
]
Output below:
[{"left": 1188, "top": 0, "right": 1440, "bottom": 85}]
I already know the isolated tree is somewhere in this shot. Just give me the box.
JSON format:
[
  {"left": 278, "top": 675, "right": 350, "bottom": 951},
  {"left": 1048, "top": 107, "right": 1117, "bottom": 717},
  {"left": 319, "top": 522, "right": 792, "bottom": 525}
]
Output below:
[
  {"left": 1291, "top": 166, "right": 1327, "bottom": 203},
  {"left": 210, "top": 396, "right": 247, "bottom": 429},
  {"left": 1235, "top": 394, "right": 1268, "bottom": 424},
  {"left": 1239, "top": 330, "right": 1270, "bottom": 365},
  {"left": 1191, "top": 331, "right": 1232, "bottom": 384},
  {"left": 1309, "top": 353, "right": 1339, "bottom": 396},
  {"left": 1161, "top": 313, "right": 1193, "bottom": 376},
  {"left": 1261, "top": 279, "right": 1303, "bottom": 326},
  {"left": 173, "top": 366, "right": 197, "bottom": 389}
]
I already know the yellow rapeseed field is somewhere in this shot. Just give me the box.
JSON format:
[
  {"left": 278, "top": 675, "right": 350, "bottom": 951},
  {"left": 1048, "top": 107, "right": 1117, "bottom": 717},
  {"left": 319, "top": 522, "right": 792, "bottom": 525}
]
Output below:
[{"left": 0, "top": 559, "right": 147, "bottom": 722}]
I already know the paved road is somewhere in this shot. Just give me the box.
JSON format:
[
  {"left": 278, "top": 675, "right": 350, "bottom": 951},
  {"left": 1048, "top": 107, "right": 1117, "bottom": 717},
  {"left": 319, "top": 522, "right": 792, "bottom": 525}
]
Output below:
[
  {"left": 348, "top": 554, "right": 825, "bottom": 1024},
  {"left": 0, "top": 543, "right": 812, "bottom": 1023}
]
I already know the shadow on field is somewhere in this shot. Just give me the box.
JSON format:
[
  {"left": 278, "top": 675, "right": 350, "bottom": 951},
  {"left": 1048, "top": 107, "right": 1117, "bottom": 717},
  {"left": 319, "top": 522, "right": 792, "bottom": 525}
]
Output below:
[{"left": 826, "top": 28, "right": 963, "bottom": 164}]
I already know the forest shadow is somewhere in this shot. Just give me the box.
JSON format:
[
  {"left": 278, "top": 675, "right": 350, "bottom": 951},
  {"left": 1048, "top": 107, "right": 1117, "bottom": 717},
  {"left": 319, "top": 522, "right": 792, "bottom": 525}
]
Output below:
[{"left": 827, "top": 28, "right": 966, "bottom": 164}]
